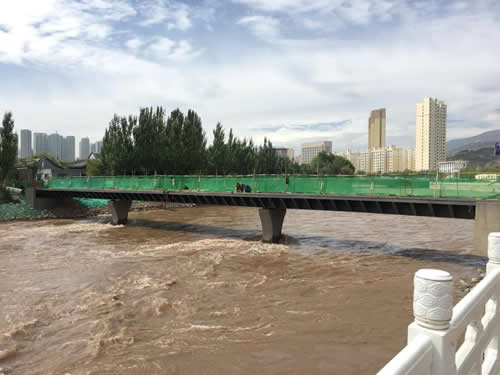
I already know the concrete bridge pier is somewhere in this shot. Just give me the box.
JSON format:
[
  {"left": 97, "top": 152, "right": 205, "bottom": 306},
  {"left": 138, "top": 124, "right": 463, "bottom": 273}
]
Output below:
[
  {"left": 25, "top": 187, "right": 59, "bottom": 210},
  {"left": 109, "top": 200, "right": 132, "bottom": 225},
  {"left": 259, "top": 208, "right": 286, "bottom": 243},
  {"left": 474, "top": 200, "right": 500, "bottom": 256}
]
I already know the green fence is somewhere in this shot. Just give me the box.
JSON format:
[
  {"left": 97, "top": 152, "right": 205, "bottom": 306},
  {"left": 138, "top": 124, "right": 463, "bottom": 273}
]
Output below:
[{"left": 45, "top": 174, "right": 500, "bottom": 199}]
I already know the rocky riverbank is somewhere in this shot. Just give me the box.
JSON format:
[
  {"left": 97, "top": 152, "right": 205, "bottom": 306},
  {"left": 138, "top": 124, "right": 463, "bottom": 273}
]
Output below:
[{"left": 0, "top": 197, "right": 194, "bottom": 222}]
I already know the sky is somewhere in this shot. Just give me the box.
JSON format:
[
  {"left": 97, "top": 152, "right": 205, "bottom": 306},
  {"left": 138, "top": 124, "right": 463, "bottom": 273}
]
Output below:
[{"left": 0, "top": 0, "right": 499, "bottom": 155}]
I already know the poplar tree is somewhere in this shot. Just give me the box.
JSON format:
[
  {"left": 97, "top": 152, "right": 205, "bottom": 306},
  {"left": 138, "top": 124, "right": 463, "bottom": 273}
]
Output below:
[
  {"left": 0, "top": 112, "right": 18, "bottom": 186},
  {"left": 208, "top": 122, "right": 226, "bottom": 175},
  {"left": 182, "top": 110, "right": 207, "bottom": 174}
]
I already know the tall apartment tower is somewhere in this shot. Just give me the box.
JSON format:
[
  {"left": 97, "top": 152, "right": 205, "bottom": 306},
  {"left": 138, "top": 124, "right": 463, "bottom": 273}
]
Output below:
[
  {"left": 20, "top": 129, "right": 33, "bottom": 159},
  {"left": 62, "top": 136, "right": 75, "bottom": 162},
  {"left": 95, "top": 140, "right": 103, "bottom": 153},
  {"left": 415, "top": 97, "right": 447, "bottom": 171},
  {"left": 33, "top": 132, "right": 49, "bottom": 155},
  {"left": 48, "top": 133, "right": 63, "bottom": 160},
  {"left": 368, "top": 108, "right": 386, "bottom": 149},
  {"left": 79, "top": 137, "right": 90, "bottom": 160}
]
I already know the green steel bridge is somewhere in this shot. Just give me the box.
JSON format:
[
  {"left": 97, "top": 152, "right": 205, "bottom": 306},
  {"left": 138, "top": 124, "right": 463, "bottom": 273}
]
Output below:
[{"left": 27, "top": 174, "right": 500, "bottom": 254}]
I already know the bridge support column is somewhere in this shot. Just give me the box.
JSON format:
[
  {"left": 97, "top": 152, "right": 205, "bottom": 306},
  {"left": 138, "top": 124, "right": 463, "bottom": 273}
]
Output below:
[
  {"left": 25, "top": 187, "right": 58, "bottom": 210},
  {"left": 474, "top": 200, "right": 500, "bottom": 256},
  {"left": 259, "top": 208, "right": 286, "bottom": 243},
  {"left": 109, "top": 200, "right": 132, "bottom": 225}
]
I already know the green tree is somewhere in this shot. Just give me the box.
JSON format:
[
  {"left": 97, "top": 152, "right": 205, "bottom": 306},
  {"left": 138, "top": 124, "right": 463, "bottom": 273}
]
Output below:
[
  {"left": 87, "top": 158, "right": 105, "bottom": 176},
  {"left": 0, "top": 112, "right": 18, "bottom": 186},
  {"left": 182, "top": 110, "right": 207, "bottom": 174},
  {"left": 310, "top": 152, "right": 355, "bottom": 175},
  {"left": 165, "top": 109, "right": 185, "bottom": 174},
  {"left": 208, "top": 122, "right": 226, "bottom": 175},
  {"left": 255, "top": 138, "right": 279, "bottom": 174},
  {"left": 101, "top": 115, "right": 135, "bottom": 175},
  {"left": 134, "top": 107, "right": 166, "bottom": 174}
]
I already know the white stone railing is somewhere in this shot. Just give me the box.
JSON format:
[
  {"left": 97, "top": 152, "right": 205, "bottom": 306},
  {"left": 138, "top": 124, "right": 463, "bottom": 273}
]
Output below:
[{"left": 378, "top": 232, "right": 500, "bottom": 375}]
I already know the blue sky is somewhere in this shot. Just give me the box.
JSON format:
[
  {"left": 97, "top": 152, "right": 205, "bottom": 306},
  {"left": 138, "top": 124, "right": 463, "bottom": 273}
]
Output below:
[{"left": 1, "top": 0, "right": 499, "bottom": 154}]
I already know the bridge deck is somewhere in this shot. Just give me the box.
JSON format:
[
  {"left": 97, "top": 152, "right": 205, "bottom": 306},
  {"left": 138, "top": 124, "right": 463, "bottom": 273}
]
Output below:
[{"left": 36, "top": 188, "right": 477, "bottom": 219}]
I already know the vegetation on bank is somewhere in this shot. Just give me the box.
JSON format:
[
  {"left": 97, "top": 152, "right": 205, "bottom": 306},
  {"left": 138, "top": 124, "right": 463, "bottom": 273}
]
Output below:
[
  {"left": 0, "top": 194, "right": 51, "bottom": 221},
  {"left": 0, "top": 186, "right": 11, "bottom": 204},
  {"left": 449, "top": 147, "right": 500, "bottom": 170},
  {"left": 96, "top": 106, "right": 354, "bottom": 177}
]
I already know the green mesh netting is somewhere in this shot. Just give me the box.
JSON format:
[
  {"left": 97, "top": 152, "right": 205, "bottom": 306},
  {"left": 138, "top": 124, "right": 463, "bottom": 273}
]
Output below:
[{"left": 45, "top": 174, "right": 500, "bottom": 199}]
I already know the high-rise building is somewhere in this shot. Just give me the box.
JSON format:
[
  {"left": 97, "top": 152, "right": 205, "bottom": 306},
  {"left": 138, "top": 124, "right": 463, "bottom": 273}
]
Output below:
[
  {"left": 370, "top": 147, "right": 387, "bottom": 174},
  {"left": 301, "top": 141, "right": 332, "bottom": 164},
  {"left": 20, "top": 129, "right": 33, "bottom": 159},
  {"left": 33, "top": 132, "right": 49, "bottom": 155},
  {"left": 79, "top": 137, "right": 90, "bottom": 160},
  {"left": 48, "top": 133, "right": 63, "bottom": 160},
  {"left": 368, "top": 108, "right": 386, "bottom": 149},
  {"left": 95, "top": 140, "right": 103, "bottom": 153},
  {"left": 404, "top": 147, "right": 415, "bottom": 171},
  {"left": 62, "top": 136, "right": 75, "bottom": 162},
  {"left": 415, "top": 97, "right": 447, "bottom": 171}
]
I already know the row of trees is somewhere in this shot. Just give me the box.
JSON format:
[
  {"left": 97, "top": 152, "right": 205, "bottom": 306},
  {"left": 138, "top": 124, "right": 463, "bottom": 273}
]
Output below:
[
  {"left": 0, "top": 108, "right": 355, "bottom": 181},
  {"left": 97, "top": 106, "right": 354, "bottom": 176}
]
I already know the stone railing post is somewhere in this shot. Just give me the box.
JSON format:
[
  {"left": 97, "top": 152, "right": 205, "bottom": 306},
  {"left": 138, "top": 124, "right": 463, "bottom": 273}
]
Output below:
[
  {"left": 408, "top": 269, "right": 457, "bottom": 374},
  {"left": 485, "top": 233, "right": 500, "bottom": 369},
  {"left": 487, "top": 233, "right": 500, "bottom": 274}
]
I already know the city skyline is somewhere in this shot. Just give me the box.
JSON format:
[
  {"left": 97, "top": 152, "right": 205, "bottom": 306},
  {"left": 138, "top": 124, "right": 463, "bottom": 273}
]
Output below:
[
  {"left": 17, "top": 129, "right": 102, "bottom": 161},
  {"left": 0, "top": 1, "right": 498, "bottom": 152},
  {"left": 13, "top": 96, "right": 453, "bottom": 165}
]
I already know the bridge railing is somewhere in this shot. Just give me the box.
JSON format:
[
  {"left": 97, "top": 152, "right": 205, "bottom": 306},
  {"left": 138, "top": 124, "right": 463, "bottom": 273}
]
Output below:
[
  {"left": 378, "top": 232, "right": 500, "bottom": 375},
  {"left": 45, "top": 174, "right": 500, "bottom": 199}
]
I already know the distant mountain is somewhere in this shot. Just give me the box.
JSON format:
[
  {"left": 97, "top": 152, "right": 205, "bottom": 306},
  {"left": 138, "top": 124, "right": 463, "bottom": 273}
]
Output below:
[
  {"left": 448, "top": 147, "right": 500, "bottom": 168},
  {"left": 447, "top": 129, "right": 500, "bottom": 154}
]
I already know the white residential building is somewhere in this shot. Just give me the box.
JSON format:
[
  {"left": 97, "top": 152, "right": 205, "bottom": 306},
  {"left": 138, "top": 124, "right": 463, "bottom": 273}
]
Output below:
[
  {"left": 386, "top": 145, "right": 405, "bottom": 173},
  {"left": 438, "top": 160, "right": 468, "bottom": 174},
  {"left": 404, "top": 147, "right": 416, "bottom": 171},
  {"left": 341, "top": 146, "right": 416, "bottom": 174},
  {"left": 371, "top": 147, "right": 388, "bottom": 174},
  {"left": 301, "top": 141, "right": 332, "bottom": 164},
  {"left": 340, "top": 150, "right": 361, "bottom": 172},
  {"left": 415, "top": 97, "right": 447, "bottom": 171}
]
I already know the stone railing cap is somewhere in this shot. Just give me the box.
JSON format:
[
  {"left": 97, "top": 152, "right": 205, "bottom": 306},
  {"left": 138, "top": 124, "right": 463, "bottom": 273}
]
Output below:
[
  {"left": 415, "top": 269, "right": 453, "bottom": 282},
  {"left": 489, "top": 233, "right": 500, "bottom": 239}
]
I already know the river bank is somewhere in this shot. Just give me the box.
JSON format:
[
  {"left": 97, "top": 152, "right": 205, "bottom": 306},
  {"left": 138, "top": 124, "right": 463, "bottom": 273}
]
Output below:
[{"left": 0, "top": 197, "right": 194, "bottom": 222}]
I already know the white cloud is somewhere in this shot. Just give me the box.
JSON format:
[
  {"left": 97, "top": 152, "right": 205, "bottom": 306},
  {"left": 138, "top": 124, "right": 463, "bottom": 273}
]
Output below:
[
  {"left": 237, "top": 15, "right": 280, "bottom": 39},
  {"left": 231, "top": 0, "right": 333, "bottom": 13},
  {"left": 146, "top": 37, "right": 203, "bottom": 61},
  {"left": 126, "top": 37, "right": 144, "bottom": 50},
  {"left": 0, "top": 0, "right": 136, "bottom": 65},
  {"left": 139, "top": 0, "right": 192, "bottom": 31},
  {"left": 148, "top": 37, "right": 175, "bottom": 54},
  {"left": 301, "top": 18, "right": 323, "bottom": 30}
]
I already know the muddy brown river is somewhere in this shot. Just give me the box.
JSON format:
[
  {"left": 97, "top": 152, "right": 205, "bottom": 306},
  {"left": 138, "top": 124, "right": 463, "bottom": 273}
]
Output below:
[{"left": 0, "top": 206, "right": 483, "bottom": 374}]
